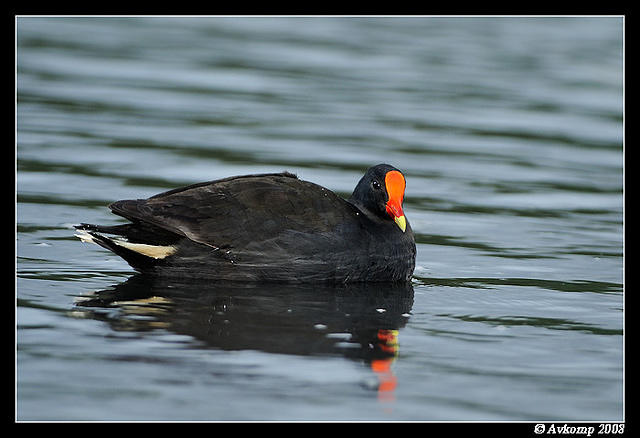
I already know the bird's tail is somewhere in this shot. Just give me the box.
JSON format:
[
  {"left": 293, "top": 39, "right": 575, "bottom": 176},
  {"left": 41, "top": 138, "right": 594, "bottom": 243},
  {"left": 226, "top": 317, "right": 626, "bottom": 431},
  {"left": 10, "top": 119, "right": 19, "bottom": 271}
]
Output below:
[{"left": 74, "top": 223, "right": 177, "bottom": 270}]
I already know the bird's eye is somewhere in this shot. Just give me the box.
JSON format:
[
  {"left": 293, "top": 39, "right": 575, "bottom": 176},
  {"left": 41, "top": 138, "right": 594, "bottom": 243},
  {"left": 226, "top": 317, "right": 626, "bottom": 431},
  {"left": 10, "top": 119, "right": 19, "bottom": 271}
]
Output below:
[{"left": 372, "top": 180, "right": 381, "bottom": 190}]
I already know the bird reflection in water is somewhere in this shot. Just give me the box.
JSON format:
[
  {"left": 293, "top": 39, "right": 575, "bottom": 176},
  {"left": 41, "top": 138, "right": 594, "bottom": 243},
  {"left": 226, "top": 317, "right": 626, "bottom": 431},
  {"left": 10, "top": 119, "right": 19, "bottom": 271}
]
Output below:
[
  {"left": 73, "top": 274, "right": 414, "bottom": 402},
  {"left": 372, "top": 329, "right": 399, "bottom": 406}
]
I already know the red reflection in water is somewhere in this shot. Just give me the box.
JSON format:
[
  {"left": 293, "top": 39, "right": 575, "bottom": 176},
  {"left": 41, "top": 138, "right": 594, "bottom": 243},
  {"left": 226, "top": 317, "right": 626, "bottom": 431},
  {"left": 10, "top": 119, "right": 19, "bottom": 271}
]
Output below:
[{"left": 371, "top": 329, "right": 399, "bottom": 404}]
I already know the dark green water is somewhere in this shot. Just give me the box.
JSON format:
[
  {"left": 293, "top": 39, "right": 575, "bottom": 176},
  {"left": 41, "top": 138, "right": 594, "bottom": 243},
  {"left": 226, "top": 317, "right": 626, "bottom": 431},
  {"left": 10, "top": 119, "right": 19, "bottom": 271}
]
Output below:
[{"left": 17, "top": 16, "right": 623, "bottom": 421}]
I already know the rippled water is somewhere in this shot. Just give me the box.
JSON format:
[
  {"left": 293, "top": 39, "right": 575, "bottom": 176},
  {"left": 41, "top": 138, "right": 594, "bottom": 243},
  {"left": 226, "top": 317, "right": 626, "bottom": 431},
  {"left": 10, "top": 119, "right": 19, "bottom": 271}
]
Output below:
[{"left": 16, "top": 17, "right": 624, "bottom": 421}]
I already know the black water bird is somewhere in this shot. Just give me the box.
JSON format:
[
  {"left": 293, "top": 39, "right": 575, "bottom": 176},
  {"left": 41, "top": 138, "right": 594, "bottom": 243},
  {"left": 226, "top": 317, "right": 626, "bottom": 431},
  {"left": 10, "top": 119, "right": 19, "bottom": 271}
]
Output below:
[{"left": 75, "top": 164, "right": 416, "bottom": 283}]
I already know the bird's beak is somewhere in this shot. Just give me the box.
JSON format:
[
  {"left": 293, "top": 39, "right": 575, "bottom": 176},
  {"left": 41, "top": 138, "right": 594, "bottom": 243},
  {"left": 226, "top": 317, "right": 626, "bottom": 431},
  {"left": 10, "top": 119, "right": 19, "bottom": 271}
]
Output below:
[
  {"left": 384, "top": 171, "right": 407, "bottom": 233},
  {"left": 393, "top": 214, "right": 407, "bottom": 233}
]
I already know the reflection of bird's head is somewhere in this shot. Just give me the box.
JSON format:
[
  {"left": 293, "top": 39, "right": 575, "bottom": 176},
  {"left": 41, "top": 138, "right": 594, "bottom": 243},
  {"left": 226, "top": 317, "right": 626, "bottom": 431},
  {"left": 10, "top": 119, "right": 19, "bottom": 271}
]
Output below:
[{"left": 371, "top": 329, "right": 399, "bottom": 399}]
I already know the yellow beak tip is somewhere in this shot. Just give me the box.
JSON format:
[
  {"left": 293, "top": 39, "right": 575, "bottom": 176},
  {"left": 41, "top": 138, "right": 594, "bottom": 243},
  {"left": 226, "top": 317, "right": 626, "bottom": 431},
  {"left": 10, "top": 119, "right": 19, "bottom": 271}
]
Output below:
[{"left": 394, "top": 215, "right": 407, "bottom": 233}]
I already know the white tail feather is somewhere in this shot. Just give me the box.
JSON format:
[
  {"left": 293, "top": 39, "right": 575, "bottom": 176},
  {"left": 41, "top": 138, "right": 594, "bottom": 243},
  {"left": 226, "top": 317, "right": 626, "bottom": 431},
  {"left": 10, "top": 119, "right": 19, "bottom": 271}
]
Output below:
[{"left": 75, "top": 229, "right": 177, "bottom": 259}]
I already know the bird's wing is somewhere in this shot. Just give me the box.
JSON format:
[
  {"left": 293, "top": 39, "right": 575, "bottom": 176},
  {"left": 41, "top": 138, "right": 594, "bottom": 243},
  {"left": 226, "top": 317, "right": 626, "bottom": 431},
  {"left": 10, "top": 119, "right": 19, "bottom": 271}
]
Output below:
[{"left": 109, "top": 172, "right": 354, "bottom": 250}]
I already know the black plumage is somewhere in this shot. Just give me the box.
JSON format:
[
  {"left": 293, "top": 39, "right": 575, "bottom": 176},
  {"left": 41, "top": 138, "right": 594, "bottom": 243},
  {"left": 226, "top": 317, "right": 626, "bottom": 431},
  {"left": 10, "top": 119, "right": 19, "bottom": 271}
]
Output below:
[{"left": 75, "top": 164, "right": 416, "bottom": 283}]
